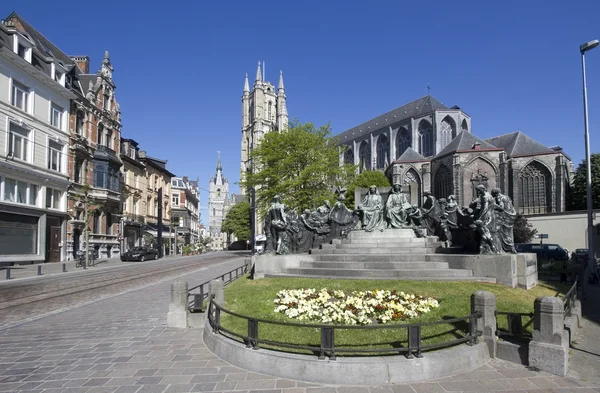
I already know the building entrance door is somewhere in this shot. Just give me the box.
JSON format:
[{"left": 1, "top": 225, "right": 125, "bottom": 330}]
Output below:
[{"left": 49, "top": 226, "right": 61, "bottom": 262}]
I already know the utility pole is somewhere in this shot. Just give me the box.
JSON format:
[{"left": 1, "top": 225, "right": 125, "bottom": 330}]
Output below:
[
  {"left": 169, "top": 222, "right": 173, "bottom": 257},
  {"left": 157, "top": 187, "right": 163, "bottom": 257}
]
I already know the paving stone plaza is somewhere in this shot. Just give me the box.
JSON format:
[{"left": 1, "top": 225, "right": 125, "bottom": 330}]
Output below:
[{"left": 1, "top": 258, "right": 599, "bottom": 393}]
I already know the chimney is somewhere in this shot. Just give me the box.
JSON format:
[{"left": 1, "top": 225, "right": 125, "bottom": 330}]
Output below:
[
  {"left": 182, "top": 176, "right": 189, "bottom": 183},
  {"left": 472, "top": 142, "right": 481, "bottom": 150},
  {"left": 139, "top": 150, "right": 147, "bottom": 159},
  {"left": 70, "top": 56, "right": 90, "bottom": 74}
]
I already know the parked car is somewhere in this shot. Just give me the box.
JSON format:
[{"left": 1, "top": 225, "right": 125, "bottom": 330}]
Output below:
[
  {"left": 515, "top": 243, "right": 569, "bottom": 261},
  {"left": 121, "top": 246, "right": 158, "bottom": 262}
]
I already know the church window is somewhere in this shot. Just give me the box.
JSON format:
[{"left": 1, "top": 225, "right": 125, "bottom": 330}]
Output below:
[
  {"left": 461, "top": 119, "right": 469, "bottom": 132},
  {"left": 217, "top": 188, "right": 221, "bottom": 197},
  {"left": 418, "top": 120, "right": 434, "bottom": 158},
  {"left": 434, "top": 164, "right": 453, "bottom": 199},
  {"left": 395, "top": 127, "right": 411, "bottom": 158},
  {"left": 404, "top": 168, "right": 421, "bottom": 207},
  {"left": 376, "top": 134, "right": 390, "bottom": 169},
  {"left": 268, "top": 102, "right": 273, "bottom": 121},
  {"left": 344, "top": 148, "right": 354, "bottom": 165},
  {"left": 359, "top": 141, "right": 371, "bottom": 173},
  {"left": 519, "top": 161, "right": 551, "bottom": 215},
  {"left": 439, "top": 116, "right": 456, "bottom": 150}
]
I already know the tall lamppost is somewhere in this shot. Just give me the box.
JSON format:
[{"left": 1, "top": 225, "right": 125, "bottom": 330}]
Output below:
[{"left": 580, "top": 39, "right": 599, "bottom": 279}]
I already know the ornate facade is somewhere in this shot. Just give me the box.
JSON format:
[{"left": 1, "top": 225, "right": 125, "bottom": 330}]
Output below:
[
  {"left": 120, "top": 138, "right": 145, "bottom": 252},
  {"left": 209, "top": 153, "right": 230, "bottom": 249},
  {"left": 339, "top": 95, "right": 574, "bottom": 215}
]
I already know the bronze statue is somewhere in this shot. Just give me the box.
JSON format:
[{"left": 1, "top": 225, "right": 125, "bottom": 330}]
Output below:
[
  {"left": 357, "top": 185, "right": 385, "bottom": 232},
  {"left": 421, "top": 191, "right": 442, "bottom": 236},
  {"left": 264, "top": 195, "right": 287, "bottom": 254},
  {"left": 492, "top": 188, "right": 517, "bottom": 254},
  {"left": 384, "top": 183, "right": 411, "bottom": 228}
]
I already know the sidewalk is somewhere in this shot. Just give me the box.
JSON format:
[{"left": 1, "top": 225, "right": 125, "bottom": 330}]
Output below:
[
  {"left": 0, "top": 254, "right": 191, "bottom": 281},
  {"left": 568, "top": 282, "right": 600, "bottom": 385}
]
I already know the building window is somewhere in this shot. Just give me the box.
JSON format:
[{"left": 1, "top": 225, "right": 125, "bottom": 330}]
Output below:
[
  {"left": 106, "top": 129, "right": 113, "bottom": 149},
  {"left": 51, "top": 104, "right": 63, "bottom": 129},
  {"left": 344, "top": 148, "right": 353, "bottom": 165},
  {"left": 94, "top": 162, "right": 119, "bottom": 191},
  {"left": 48, "top": 140, "right": 64, "bottom": 172},
  {"left": 54, "top": 69, "right": 64, "bottom": 85},
  {"left": 376, "top": 134, "right": 390, "bottom": 169},
  {"left": 11, "top": 80, "right": 30, "bottom": 112},
  {"left": 2, "top": 177, "right": 37, "bottom": 206},
  {"left": 104, "top": 94, "right": 110, "bottom": 111},
  {"left": 129, "top": 147, "right": 136, "bottom": 159},
  {"left": 154, "top": 200, "right": 158, "bottom": 216},
  {"left": 172, "top": 194, "right": 180, "bottom": 206},
  {"left": 395, "top": 127, "right": 411, "bottom": 158},
  {"left": 359, "top": 141, "right": 370, "bottom": 172},
  {"left": 97, "top": 124, "right": 104, "bottom": 146},
  {"left": 106, "top": 212, "right": 112, "bottom": 235},
  {"left": 434, "top": 164, "right": 453, "bottom": 200},
  {"left": 76, "top": 111, "right": 85, "bottom": 135},
  {"left": 74, "top": 158, "right": 83, "bottom": 183},
  {"left": 132, "top": 200, "right": 138, "bottom": 215},
  {"left": 461, "top": 119, "right": 469, "bottom": 132},
  {"left": 519, "top": 161, "right": 551, "bottom": 215},
  {"left": 8, "top": 122, "right": 30, "bottom": 162},
  {"left": 45, "top": 187, "right": 62, "bottom": 210},
  {"left": 0, "top": 212, "right": 39, "bottom": 255},
  {"left": 439, "top": 116, "right": 456, "bottom": 150},
  {"left": 93, "top": 211, "right": 101, "bottom": 234},
  {"left": 418, "top": 120, "right": 434, "bottom": 158},
  {"left": 17, "top": 43, "right": 27, "bottom": 58}
]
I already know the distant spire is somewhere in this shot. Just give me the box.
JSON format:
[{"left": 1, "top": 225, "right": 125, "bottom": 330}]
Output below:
[
  {"left": 427, "top": 83, "right": 431, "bottom": 96},
  {"left": 278, "top": 70, "right": 285, "bottom": 91},
  {"left": 243, "top": 73, "right": 249, "bottom": 92},
  {"left": 216, "top": 150, "right": 222, "bottom": 170},
  {"left": 104, "top": 50, "right": 110, "bottom": 60},
  {"left": 255, "top": 61, "right": 262, "bottom": 82}
]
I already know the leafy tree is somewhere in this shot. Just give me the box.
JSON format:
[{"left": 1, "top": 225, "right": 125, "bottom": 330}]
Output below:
[
  {"left": 513, "top": 213, "right": 537, "bottom": 243},
  {"left": 344, "top": 170, "right": 392, "bottom": 208},
  {"left": 568, "top": 153, "right": 600, "bottom": 211},
  {"left": 242, "top": 120, "right": 356, "bottom": 215},
  {"left": 221, "top": 201, "right": 252, "bottom": 240}
]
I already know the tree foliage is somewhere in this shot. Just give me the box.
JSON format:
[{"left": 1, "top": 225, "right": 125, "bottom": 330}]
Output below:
[
  {"left": 568, "top": 153, "right": 600, "bottom": 211},
  {"left": 242, "top": 120, "right": 356, "bottom": 216},
  {"left": 513, "top": 213, "right": 537, "bottom": 244},
  {"left": 221, "top": 201, "right": 251, "bottom": 241},
  {"left": 344, "top": 170, "right": 392, "bottom": 208}
]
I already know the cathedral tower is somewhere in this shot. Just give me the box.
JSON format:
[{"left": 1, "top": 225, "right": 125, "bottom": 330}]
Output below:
[
  {"left": 240, "top": 62, "right": 288, "bottom": 194},
  {"left": 208, "top": 152, "right": 229, "bottom": 237}
]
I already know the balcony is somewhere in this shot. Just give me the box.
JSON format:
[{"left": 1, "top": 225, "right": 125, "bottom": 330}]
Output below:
[{"left": 123, "top": 213, "right": 145, "bottom": 226}]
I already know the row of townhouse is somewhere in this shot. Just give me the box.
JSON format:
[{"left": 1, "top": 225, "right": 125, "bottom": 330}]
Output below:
[{"left": 0, "top": 12, "right": 199, "bottom": 264}]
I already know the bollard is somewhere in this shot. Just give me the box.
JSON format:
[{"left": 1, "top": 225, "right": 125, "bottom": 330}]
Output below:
[
  {"left": 167, "top": 281, "right": 189, "bottom": 329},
  {"left": 62, "top": 263, "right": 67, "bottom": 272},
  {"left": 209, "top": 279, "right": 225, "bottom": 307},
  {"left": 529, "top": 296, "right": 569, "bottom": 376},
  {"left": 471, "top": 290, "right": 497, "bottom": 358},
  {"left": 37, "top": 265, "right": 42, "bottom": 276},
  {"left": 5, "top": 268, "right": 10, "bottom": 280}
]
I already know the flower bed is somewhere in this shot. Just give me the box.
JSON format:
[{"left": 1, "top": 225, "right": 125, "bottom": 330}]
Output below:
[{"left": 274, "top": 288, "right": 439, "bottom": 325}]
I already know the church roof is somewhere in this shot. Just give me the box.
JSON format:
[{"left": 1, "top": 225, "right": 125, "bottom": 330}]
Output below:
[
  {"left": 394, "top": 147, "right": 428, "bottom": 163},
  {"left": 338, "top": 95, "right": 449, "bottom": 143},
  {"left": 485, "top": 131, "right": 555, "bottom": 157},
  {"left": 436, "top": 131, "right": 500, "bottom": 157}
]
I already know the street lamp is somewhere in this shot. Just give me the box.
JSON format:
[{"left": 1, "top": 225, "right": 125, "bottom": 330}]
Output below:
[{"left": 580, "top": 39, "right": 599, "bottom": 280}]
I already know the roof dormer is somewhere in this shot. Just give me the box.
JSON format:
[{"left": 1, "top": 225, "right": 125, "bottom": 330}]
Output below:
[
  {"left": 13, "top": 31, "right": 33, "bottom": 63},
  {"left": 51, "top": 61, "right": 67, "bottom": 87}
]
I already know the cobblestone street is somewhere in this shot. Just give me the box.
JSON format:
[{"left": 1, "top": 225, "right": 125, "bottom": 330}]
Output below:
[{"left": 1, "top": 258, "right": 599, "bottom": 393}]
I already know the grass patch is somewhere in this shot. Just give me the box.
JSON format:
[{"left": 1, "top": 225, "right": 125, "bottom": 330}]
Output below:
[{"left": 215, "top": 277, "right": 569, "bottom": 356}]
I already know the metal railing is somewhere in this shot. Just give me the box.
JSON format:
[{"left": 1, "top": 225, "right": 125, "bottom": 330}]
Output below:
[
  {"left": 207, "top": 297, "right": 482, "bottom": 360},
  {"left": 495, "top": 311, "right": 534, "bottom": 340},
  {"left": 187, "top": 265, "right": 247, "bottom": 313},
  {"left": 562, "top": 278, "right": 578, "bottom": 316}
]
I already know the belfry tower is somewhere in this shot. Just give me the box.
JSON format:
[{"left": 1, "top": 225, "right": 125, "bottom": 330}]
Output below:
[
  {"left": 240, "top": 62, "right": 288, "bottom": 194},
  {"left": 208, "top": 152, "right": 229, "bottom": 237}
]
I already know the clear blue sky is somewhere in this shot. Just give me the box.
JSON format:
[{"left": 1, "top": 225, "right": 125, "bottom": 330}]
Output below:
[{"left": 7, "top": 0, "right": 600, "bottom": 223}]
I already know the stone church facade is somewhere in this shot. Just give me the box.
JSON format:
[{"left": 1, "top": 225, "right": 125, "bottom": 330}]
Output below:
[{"left": 338, "top": 95, "right": 574, "bottom": 215}]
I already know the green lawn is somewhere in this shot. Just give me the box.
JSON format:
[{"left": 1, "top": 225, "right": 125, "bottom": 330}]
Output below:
[{"left": 215, "top": 277, "right": 569, "bottom": 356}]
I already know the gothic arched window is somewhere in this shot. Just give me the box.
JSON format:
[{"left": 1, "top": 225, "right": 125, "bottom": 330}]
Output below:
[
  {"left": 396, "top": 127, "right": 411, "bottom": 158},
  {"left": 268, "top": 101, "right": 273, "bottom": 121},
  {"left": 404, "top": 168, "right": 421, "bottom": 207},
  {"left": 359, "top": 141, "right": 371, "bottom": 173},
  {"left": 434, "top": 164, "right": 453, "bottom": 200},
  {"left": 439, "top": 116, "right": 456, "bottom": 150},
  {"left": 344, "top": 148, "right": 354, "bottom": 165},
  {"left": 418, "top": 120, "right": 434, "bottom": 158},
  {"left": 461, "top": 119, "right": 468, "bottom": 132},
  {"left": 376, "top": 134, "right": 390, "bottom": 169},
  {"left": 519, "top": 161, "right": 551, "bottom": 215}
]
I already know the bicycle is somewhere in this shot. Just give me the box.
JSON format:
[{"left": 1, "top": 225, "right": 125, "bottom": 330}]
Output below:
[{"left": 75, "top": 250, "right": 86, "bottom": 268}]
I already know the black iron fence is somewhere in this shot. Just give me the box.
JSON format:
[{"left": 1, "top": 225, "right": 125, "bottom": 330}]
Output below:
[
  {"left": 495, "top": 311, "right": 534, "bottom": 340},
  {"left": 562, "top": 278, "right": 578, "bottom": 317},
  {"left": 187, "top": 265, "right": 247, "bottom": 313},
  {"left": 207, "top": 297, "right": 482, "bottom": 360}
]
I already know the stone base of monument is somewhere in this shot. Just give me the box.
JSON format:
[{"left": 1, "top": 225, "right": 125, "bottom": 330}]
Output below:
[{"left": 254, "top": 228, "right": 538, "bottom": 288}]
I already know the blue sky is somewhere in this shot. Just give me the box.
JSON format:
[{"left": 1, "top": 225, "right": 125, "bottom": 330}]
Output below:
[{"left": 7, "top": 0, "right": 600, "bottom": 224}]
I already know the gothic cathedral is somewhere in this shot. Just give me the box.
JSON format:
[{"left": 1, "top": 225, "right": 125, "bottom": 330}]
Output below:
[{"left": 208, "top": 152, "right": 228, "bottom": 241}]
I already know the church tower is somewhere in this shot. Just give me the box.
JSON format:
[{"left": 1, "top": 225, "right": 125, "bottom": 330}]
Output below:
[
  {"left": 208, "top": 152, "right": 229, "bottom": 237},
  {"left": 240, "top": 62, "right": 288, "bottom": 194}
]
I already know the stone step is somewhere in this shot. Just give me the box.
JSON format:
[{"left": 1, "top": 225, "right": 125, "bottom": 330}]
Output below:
[
  {"left": 335, "top": 241, "right": 442, "bottom": 249},
  {"left": 312, "top": 251, "right": 440, "bottom": 260},
  {"left": 265, "top": 272, "right": 497, "bottom": 283},
  {"left": 311, "top": 248, "right": 440, "bottom": 255},
  {"left": 349, "top": 229, "right": 416, "bottom": 239},
  {"left": 341, "top": 237, "right": 438, "bottom": 244},
  {"left": 283, "top": 267, "right": 474, "bottom": 278},
  {"left": 300, "top": 261, "right": 451, "bottom": 270}
]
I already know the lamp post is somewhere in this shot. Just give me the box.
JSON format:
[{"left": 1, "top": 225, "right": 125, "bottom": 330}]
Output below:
[{"left": 580, "top": 39, "right": 599, "bottom": 283}]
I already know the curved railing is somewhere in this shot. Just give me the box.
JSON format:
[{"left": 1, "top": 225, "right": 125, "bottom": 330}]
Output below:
[
  {"left": 562, "top": 278, "right": 578, "bottom": 316},
  {"left": 207, "top": 297, "right": 482, "bottom": 360},
  {"left": 187, "top": 265, "right": 247, "bottom": 313}
]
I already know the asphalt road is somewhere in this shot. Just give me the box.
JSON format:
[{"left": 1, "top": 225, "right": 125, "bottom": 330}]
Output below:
[{"left": 0, "top": 251, "right": 250, "bottom": 330}]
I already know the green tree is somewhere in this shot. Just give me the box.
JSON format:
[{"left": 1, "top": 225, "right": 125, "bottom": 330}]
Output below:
[
  {"left": 513, "top": 213, "right": 537, "bottom": 243},
  {"left": 221, "top": 201, "right": 252, "bottom": 240},
  {"left": 568, "top": 153, "right": 600, "bottom": 211},
  {"left": 242, "top": 120, "right": 356, "bottom": 215},
  {"left": 344, "top": 170, "right": 392, "bottom": 208}
]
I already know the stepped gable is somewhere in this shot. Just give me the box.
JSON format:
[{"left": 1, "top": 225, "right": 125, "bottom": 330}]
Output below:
[
  {"left": 436, "top": 131, "right": 500, "bottom": 158},
  {"left": 393, "top": 147, "right": 428, "bottom": 164},
  {"left": 485, "top": 131, "right": 555, "bottom": 158}
]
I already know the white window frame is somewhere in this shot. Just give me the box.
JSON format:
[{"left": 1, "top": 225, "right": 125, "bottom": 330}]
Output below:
[
  {"left": 11, "top": 79, "right": 31, "bottom": 113},
  {"left": 172, "top": 194, "right": 180, "bottom": 207},
  {"left": 75, "top": 111, "right": 85, "bottom": 136},
  {"left": 51, "top": 63, "right": 66, "bottom": 87},
  {"left": 50, "top": 103, "right": 64, "bottom": 130},
  {"left": 8, "top": 121, "right": 31, "bottom": 162},
  {"left": 47, "top": 137, "right": 65, "bottom": 173},
  {"left": 129, "top": 146, "right": 136, "bottom": 159},
  {"left": 1, "top": 176, "right": 39, "bottom": 207},
  {"left": 13, "top": 34, "right": 33, "bottom": 63},
  {"left": 45, "top": 187, "right": 63, "bottom": 210}
]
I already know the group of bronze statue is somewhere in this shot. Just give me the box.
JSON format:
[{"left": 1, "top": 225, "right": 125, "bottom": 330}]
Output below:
[{"left": 263, "top": 183, "right": 517, "bottom": 256}]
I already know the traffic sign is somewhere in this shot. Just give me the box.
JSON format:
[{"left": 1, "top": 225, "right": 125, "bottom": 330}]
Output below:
[{"left": 534, "top": 234, "right": 549, "bottom": 239}]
